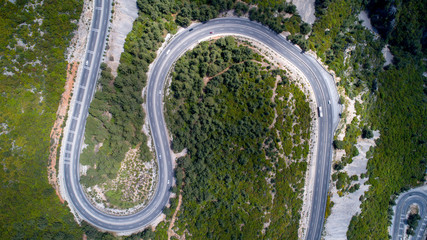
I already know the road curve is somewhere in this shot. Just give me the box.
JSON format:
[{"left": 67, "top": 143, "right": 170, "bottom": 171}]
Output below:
[
  {"left": 61, "top": 9, "right": 340, "bottom": 238},
  {"left": 391, "top": 186, "right": 427, "bottom": 240}
]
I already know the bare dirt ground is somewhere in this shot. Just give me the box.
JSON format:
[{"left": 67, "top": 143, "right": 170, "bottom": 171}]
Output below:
[
  {"left": 358, "top": 11, "right": 378, "bottom": 35},
  {"left": 288, "top": 0, "right": 316, "bottom": 24},
  {"left": 81, "top": 146, "right": 157, "bottom": 215},
  {"left": 105, "top": 0, "right": 138, "bottom": 76},
  {"left": 336, "top": 95, "right": 357, "bottom": 141},
  {"left": 48, "top": 62, "right": 79, "bottom": 203}
]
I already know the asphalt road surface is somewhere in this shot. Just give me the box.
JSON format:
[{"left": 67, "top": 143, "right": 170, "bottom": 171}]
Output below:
[
  {"left": 391, "top": 186, "right": 427, "bottom": 240},
  {"left": 62, "top": 4, "right": 340, "bottom": 237}
]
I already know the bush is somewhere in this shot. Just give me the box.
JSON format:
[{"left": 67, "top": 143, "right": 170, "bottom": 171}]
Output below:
[
  {"left": 333, "top": 162, "right": 344, "bottom": 170},
  {"left": 300, "top": 23, "right": 311, "bottom": 35},
  {"left": 176, "top": 15, "right": 190, "bottom": 27},
  {"left": 406, "top": 228, "right": 415, "bottom": 236},
  {"left": 333, "top": 140, "right": 345, "bottom": 149},
  {"left": 362, "top": 127, "right": 373, "bottom": 139},
  {"left": 407, "top": 213, "right": 421, "bottom": 230}
]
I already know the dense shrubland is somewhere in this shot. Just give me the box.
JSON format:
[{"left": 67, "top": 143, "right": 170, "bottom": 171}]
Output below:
[
  {"left": 0, "top": 0, "right": 419, "bottom": 237},
  {"left": 308, "top": 0, "right": 426, "bottom": 239},
  {"left": 0, "top": 0, "right": 312, "bottom": 237},
  {"left": 79, "top": 20, "right": 164, "bottom": 206},
  {"left": 164, "top": 37, "right": 312, "bottom": 239},
  {"left": 84, "top": 0, "right": 425, "bottom": 237},
  {"left": 81, "top": 0, "right": 309, "bottom": 211},
  {"left": 0, "top": 0, "right": 85, "bottom": 238},
  {"left": 347, "top": 65, "right": 426, "bottom": 239}
]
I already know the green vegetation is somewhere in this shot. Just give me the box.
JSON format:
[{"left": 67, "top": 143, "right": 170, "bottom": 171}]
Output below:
[
  {"left": 331, "top": 171, "right": 359, "bottom": 194},
  {"left": 347, "top": 65, "right": 426, "bottom": 239},
  {"left": 361, "top": 126, "right": 373, "bottom": 139},
  {"left": 0, "top": 0, "right": 87, "bottom": 238},
  {"left": 406, "top": 213, "right": 421, "bottom": 236},
  {"left": 332, "top": 119, "right": 361, "bottom": 172},
  {"left": 72, "top": 0, "right": 425, "bottom": 238},
  {"left": 367, "top": 0, "right": 427, "bottom": 56},
  {"left": 310, "top": 0, "right": 384, "bottom": 98},
  {"left": 244, "top": 1, "right": 313, "bottom": 50},
  {"left": 79, "top": 21, "right": 162, "bottom": 199},
  {"left": 79, "top": 0, "right": 181, "bottom": 208},
  {"left": 248, "top": 3, "right": 302, "bottom": 34},
  {"left": 165, "top": 37, "right": 312, "bottom": 239},
  {"left": 81, "top": 0, "right": 305, "bottom": 211},
  {"left": 307, "top": 0, "right": 426, "bottom": 239},
  {"left": 324, "top": 193, "right": 334, "bottom": 219}
]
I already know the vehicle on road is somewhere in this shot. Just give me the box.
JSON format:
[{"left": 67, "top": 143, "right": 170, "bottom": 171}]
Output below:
[
  {"left": 210, "top": 31, "right": 213, "bottom": 34},
  {"left": 85, "top": 60, "right": 88, "bottom": 66},
  {"left": 189, "top": 28, "right": 193, "bottom": 31},
  {"left": 318, "top": 106, "right": 323, "bottom": 118},
  {"left": 328, "top": 100, "right": 331, "bottom": 104}
]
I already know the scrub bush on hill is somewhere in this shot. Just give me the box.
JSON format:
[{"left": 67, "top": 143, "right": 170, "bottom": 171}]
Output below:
[{"left": 310, "top": 0, "right": 384, "bottom": 98}]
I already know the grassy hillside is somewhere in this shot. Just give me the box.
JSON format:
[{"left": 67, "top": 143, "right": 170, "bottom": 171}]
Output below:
[{"left": 0, "top": 0, "right": 84, "bottom": 238}]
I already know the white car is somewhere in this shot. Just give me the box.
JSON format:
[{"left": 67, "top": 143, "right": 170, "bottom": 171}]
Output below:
[{"left": 85, "top": 60, "right": 88, "bottom": 66}]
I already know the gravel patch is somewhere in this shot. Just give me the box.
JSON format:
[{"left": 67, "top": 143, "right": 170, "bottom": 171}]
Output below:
[
  {"left": 105, "top": 0, "right": 138, "bottom": 76},
  {"left": 288, "top": 0, "right": 316, "bottom": 24},
  {"left": 358, "top": 11, "right": 378, "bottom": 35},
  {"left": 382, "top": 44, "right": 393, "bottom": 66}
]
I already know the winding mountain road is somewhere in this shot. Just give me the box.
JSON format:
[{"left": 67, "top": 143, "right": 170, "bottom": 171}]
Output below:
[
  {"left": 391, "top": 186, "right": 427, "bottom": 240},
  {"left": 61, "top": 2, "right": 340, "bottom": 237}
]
